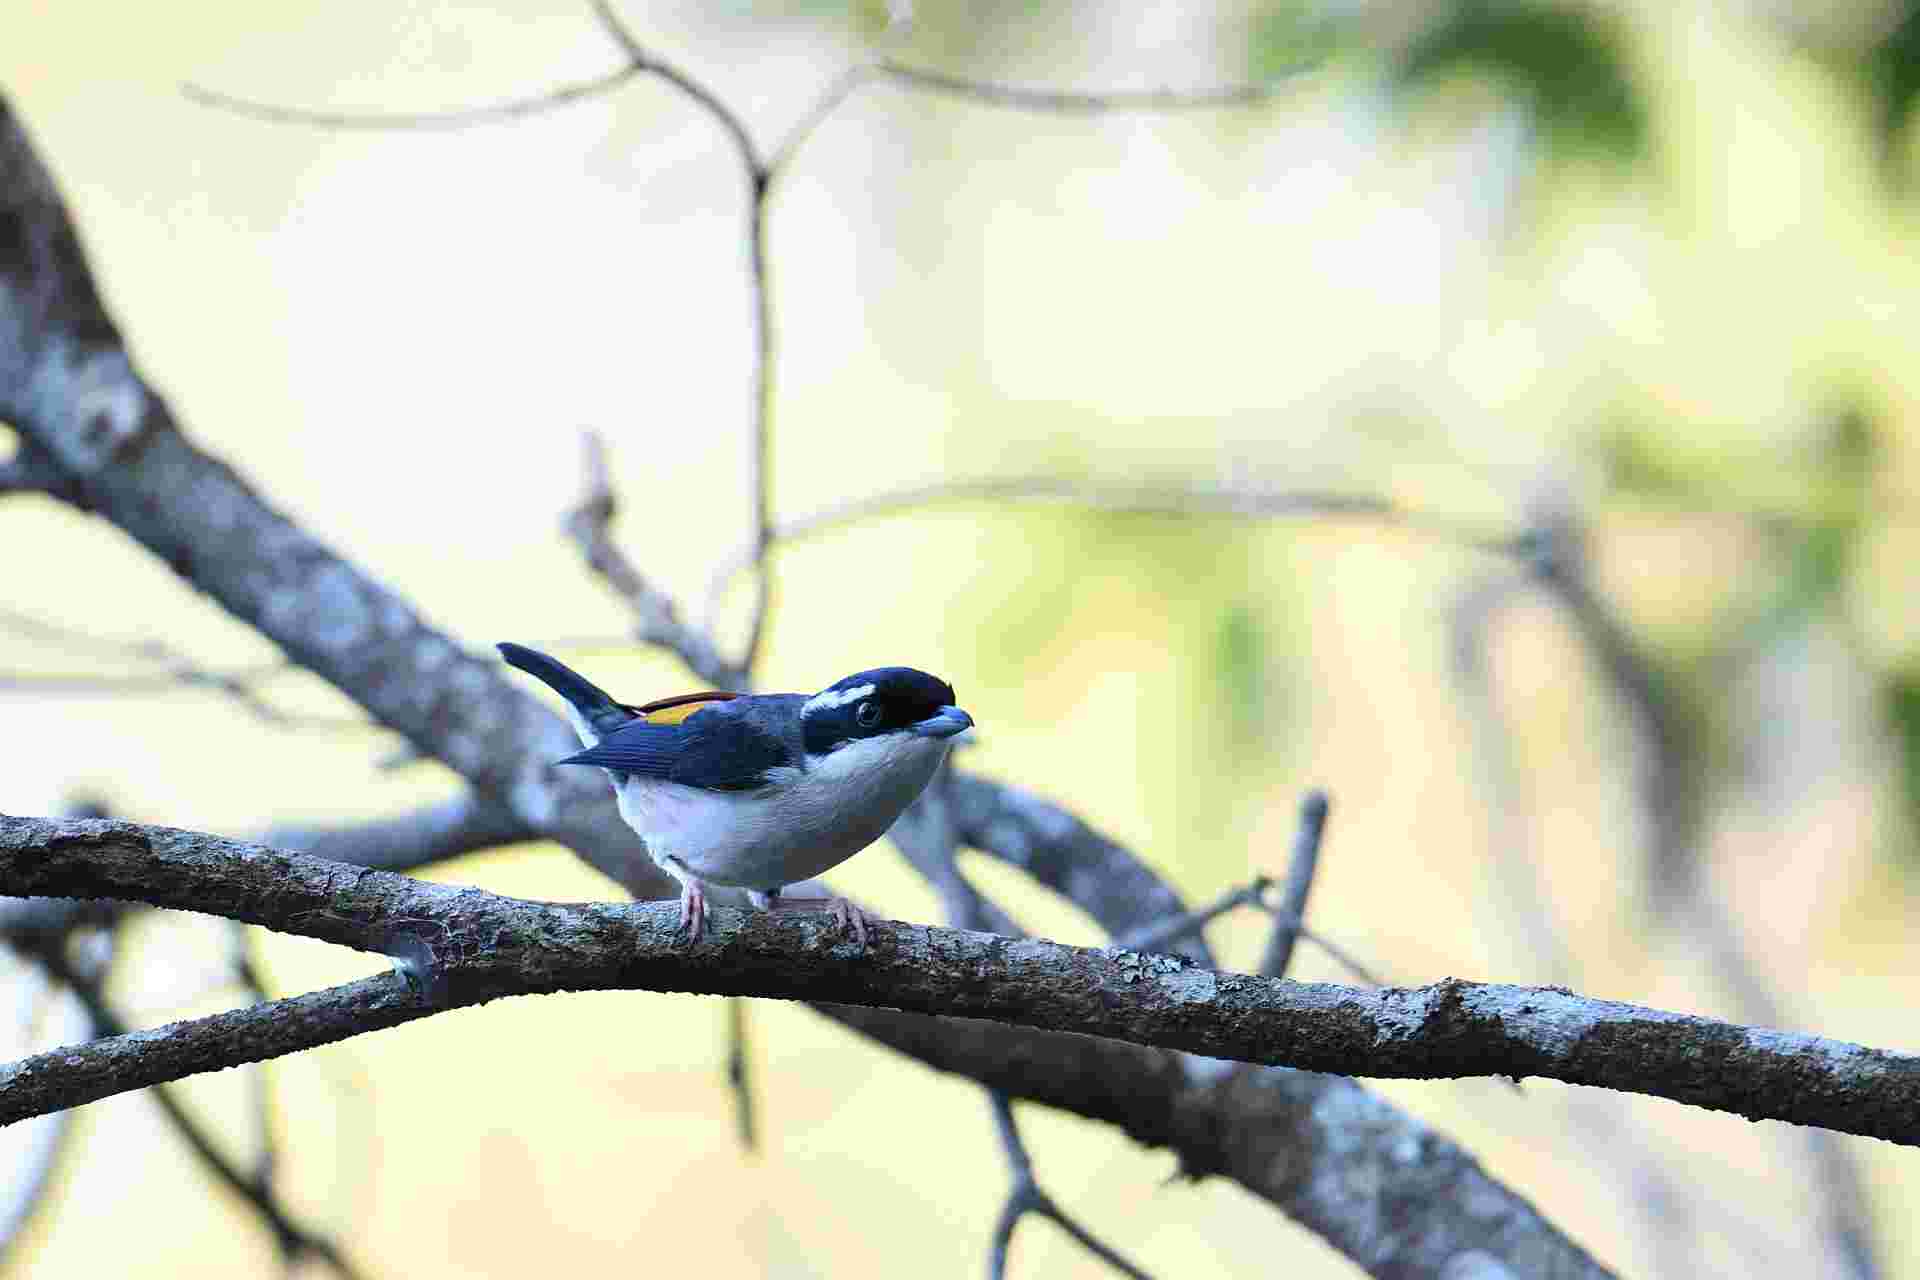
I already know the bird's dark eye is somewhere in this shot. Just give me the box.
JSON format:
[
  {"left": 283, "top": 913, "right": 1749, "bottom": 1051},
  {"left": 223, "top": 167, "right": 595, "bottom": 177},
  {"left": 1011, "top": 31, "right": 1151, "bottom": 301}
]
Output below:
[{"left": 855, "top": 701, "right": 882, "bottom": 729}]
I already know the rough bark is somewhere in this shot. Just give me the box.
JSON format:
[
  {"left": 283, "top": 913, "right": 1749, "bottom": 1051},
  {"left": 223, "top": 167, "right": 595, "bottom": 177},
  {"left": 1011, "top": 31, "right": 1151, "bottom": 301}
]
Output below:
[{"left": 3, "top": 815, "right": 1915, "bottom": 1154}]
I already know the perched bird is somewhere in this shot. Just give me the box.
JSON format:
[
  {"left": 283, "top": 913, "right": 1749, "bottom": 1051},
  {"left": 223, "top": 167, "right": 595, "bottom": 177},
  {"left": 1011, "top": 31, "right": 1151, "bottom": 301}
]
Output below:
[{"left": 497, "top": 642, "right": 973, "bottom": 945}]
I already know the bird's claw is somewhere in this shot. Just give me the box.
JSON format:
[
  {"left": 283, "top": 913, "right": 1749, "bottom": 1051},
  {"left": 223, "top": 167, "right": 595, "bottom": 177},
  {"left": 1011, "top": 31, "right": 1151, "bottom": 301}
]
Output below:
[
  {"left": 828, "top": 897, "right": 870, "bottom": 950},
  {"left": 760, "top": 894, "right": 871, "bottom": 951},
  {"left": 679, "top": 881, "right": 708, "bottom": 944}
]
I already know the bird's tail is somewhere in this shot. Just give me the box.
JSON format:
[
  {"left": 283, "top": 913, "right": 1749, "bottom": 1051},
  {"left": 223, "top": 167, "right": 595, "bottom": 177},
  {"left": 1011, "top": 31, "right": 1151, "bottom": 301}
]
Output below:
[{"left": 496, "top": 642, "right": 634, "bottom": 740}]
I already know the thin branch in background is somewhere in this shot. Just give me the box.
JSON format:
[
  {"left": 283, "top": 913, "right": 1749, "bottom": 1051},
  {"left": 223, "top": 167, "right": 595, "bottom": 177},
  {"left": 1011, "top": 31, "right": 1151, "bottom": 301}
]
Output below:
[
  {"left": 1259, "top": 789, "right": 1330, "bottom": 979},
  {"left": 55, "top": 967, "right": 367, "bottom": 1280},
  {"left": 736, "top": 137, "right": 775, "bottom": 674},
  {"left": 724, "top": 997, "right": 757, "bottom": 1153},
  {"left": 588, "top": 0, "right": 761, "bottom": 169},
  {"left": 703, "top": 474, "right": 1523, "bottom": 620},
  {"left": 767, "top": 49, "right": 1320, "bottom": 176},
  {"left": 1086, "top": 792, "right": 1381, "bottom": 988},
  {"left": 0, "top": 984, "right": 78, "bottom": 1266},
  {"left": 1523, "top": 498, "right": 1884, "bottom": 1280},
  {"left": 874, "top": 57, "right": 1313, "bottom": 116},
  {"left": 227, "top": 922, "right": 281, "bottom": 1190},
  {"left": 0, "top": 606, "right": 370, "bottom": 733},
  {"left": 561, "top": 431, "right": 742, "bottom": 689},
  {"left": 1286, "top": 919, "right": 1387, "bottom": 988},
  {"left": 1447, "top": 571, "right": 1578, "bottom": 981},
  {"left": 1457, "top": 499, "right": 1882, "bottom": 1279},
  {"left": 576, "top": 2, "right": 778, "bottom": 671},
  {"left": 181, "top": 69, "right": 645, "bottom": 131},
  {"left": 764, "top": 65, "right": 878, "bottom": 176},
  {"left": 894, "top": 783, "right": 1146, "bottom": 1280},
  {"left": 987, "top": 1092, "right": 1153, "bottom": 1280},
  {"left": 1111, "top": 877, "right": 1270, "bottom": 955}
]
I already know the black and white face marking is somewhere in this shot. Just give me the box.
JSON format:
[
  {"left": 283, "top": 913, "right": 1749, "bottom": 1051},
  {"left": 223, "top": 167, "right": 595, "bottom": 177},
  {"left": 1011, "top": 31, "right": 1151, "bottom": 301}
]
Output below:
[{"left": 801, "top": 667, "right": 966, "bottom": 757}]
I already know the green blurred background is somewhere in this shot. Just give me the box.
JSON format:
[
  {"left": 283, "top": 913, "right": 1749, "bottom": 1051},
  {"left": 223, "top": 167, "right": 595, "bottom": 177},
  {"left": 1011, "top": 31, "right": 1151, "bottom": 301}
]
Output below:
[{"left": 4, "top": 0, "right": 1920, "bottom": 1275}]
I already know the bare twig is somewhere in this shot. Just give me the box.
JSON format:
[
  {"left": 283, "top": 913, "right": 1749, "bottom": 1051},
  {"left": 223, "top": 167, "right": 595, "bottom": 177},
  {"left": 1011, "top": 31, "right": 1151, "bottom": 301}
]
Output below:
[
  {"left": 770, "top": 50, "right": 1322, "bottom": 180},
  {"left": 892, "top": 773, "right": 1145, "bottom": 1276},
  {"left": 704, "top": 474, "right": 1520, "bottom": 618},
  {"left": 874, "top": 57, "right": 1313, "bottom": 115},
  {"left": 0, "top": 985, "right": 78, "bottom": 1265},
  {"left": 227, "top": 922, "right": 281, "bottom": 1189},
  {"left": 1112, "top": 878, "right": 1269, "bottom": 955},
  {"left": 561, "top": 432, "right": 742, "bottom": 688},
  {"left": 892, "top": 780, "right": 1142, "bottom": 1274},
  {"left": 0, "top": 606, "right": 370, "bottom": 732},
  {"left": 1286, "top": 919, "right": 1387, "bottom": 988},
  {"left": 764, "top": 65, "right": 879, "bottom": 177},
  {"left": 1524, "top": 499, "right": 1883, "bottom": 1280},
  {"left": 986, "top": 1092, "right": 1152, "bottom": 1280},
  {"left": 588, "top": 0, "right": 761, "bottom": 169},
  {"left": 1259, "top": 789, "right": 1330, "bottom": 979},
  {"left": 182, "top": 69, "right": 646, "bottom": 131},
  {"left": 1448, "top": 571, "right": 1578, "bottom": 980},
  {"left": 724, "top": 997, "right": 756, "bottom": 1153}
]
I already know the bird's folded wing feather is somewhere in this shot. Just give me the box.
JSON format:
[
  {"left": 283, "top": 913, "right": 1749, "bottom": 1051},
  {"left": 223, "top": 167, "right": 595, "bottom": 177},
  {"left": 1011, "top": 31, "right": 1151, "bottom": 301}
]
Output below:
[{"left": 559, "top": 705, "right": 786, "bottom": 792}]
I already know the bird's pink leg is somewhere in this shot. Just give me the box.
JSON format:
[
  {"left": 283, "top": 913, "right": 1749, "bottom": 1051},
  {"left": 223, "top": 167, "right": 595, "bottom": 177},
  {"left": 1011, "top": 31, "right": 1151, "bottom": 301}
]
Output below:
[{"left": 678, "top": 879, "right": 708, "bottom": 943}]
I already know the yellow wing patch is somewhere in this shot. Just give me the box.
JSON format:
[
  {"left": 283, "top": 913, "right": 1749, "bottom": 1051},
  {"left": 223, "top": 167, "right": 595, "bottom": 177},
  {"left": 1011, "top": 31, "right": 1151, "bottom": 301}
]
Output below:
[{"left": 626, "top": 690, "right": 738, "bottom": 726}]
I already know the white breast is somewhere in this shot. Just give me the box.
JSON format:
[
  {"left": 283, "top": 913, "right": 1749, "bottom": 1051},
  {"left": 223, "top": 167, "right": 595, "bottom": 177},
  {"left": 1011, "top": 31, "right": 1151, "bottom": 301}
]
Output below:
[{"left": 614, "top": 733, "right": 949, "bottom": 891}]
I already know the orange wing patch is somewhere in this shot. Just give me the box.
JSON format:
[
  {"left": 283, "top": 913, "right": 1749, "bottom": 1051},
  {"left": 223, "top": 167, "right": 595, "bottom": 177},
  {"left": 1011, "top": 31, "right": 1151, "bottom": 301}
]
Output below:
[{"left": 626, "top": 690, "right": 739, "bottom": 726}]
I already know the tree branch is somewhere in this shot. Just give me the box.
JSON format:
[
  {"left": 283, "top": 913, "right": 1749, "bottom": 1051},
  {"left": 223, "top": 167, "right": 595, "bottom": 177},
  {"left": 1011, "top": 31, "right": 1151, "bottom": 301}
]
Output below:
[
  {"left": 870, "top": 58, "right": 1314, "bottom": 115},
  {"left": 703, "top": 475, "right": 1519, "bottom": 618},
  {"left": 987, "top": 1092, "right": 1151, "bottom": 1280},
  {"left": 3, "top": 815, "right": 1918, "bottom": 1150},
  {"left": 1259, "top": 789, "right": 1329, "bottom": 978},
  {"left": 561, "top": 432, "right": 743, "bottom": 689}
]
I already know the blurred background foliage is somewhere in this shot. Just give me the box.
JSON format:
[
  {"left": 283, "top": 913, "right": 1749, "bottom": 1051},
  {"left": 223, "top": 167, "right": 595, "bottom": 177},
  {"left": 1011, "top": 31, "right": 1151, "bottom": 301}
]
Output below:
[{"left": 4, "top": 0, "right": 1920, "bottom": 1276}]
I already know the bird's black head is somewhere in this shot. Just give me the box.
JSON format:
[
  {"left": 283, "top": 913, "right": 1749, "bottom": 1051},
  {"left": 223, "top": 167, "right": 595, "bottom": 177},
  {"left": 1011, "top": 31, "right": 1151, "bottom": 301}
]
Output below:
[{"left": 801, "top": 667, "right": 968, "bottom": 756}]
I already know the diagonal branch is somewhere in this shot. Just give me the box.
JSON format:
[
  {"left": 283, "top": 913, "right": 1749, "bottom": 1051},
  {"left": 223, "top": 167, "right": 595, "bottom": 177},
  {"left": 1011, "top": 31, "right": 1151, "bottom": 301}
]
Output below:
[
  {"left": 562, "top": 431, "right": 742, "bottom": 688},
  {"left": 987, "top": 1092, "right": 1151, "bottom": 1280}
]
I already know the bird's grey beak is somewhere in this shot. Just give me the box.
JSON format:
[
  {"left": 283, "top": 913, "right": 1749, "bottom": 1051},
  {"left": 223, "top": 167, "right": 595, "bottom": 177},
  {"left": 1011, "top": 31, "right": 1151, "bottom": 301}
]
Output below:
[{"left": 912, "top": 706, "right": 974, "bottom": 739}]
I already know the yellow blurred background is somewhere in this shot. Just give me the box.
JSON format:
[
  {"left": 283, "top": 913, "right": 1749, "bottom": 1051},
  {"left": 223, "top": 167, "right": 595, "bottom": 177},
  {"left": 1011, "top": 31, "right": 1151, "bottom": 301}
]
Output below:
[{"left": 3, "top": 0, "right": 1920, "bottom": 1276}]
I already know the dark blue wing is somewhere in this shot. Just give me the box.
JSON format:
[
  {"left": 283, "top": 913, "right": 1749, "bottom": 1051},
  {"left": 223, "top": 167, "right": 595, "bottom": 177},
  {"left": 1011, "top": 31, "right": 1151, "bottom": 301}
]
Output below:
[{"left": 558, "top": 710, "right": 787, "bottom": 792}]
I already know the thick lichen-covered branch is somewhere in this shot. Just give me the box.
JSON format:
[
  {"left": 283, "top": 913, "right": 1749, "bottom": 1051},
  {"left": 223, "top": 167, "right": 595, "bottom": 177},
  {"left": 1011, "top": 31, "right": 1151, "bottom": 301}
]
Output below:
[{"left": 3, "top": 815, "right": 1917, "bottom": 1151}]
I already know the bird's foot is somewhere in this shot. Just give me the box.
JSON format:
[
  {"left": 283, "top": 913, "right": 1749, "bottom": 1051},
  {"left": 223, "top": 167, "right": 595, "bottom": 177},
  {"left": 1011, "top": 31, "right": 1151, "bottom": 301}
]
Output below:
[
  {"left": 678, "top": 880, "right": 709, "bottom": 944},
  {"left": 828, "top": 897, "right": 870, "bottom": 950},
  {"left": 763, "top": 894, "right": 870, "bottom": 950}
]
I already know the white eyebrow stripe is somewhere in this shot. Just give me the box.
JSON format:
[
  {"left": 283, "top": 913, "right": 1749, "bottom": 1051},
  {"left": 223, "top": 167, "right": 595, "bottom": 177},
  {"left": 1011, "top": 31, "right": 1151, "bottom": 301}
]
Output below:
[{"left": 803, "top": 683, "right": 874, "bottom": 715}]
